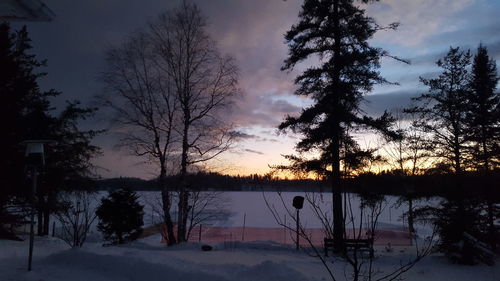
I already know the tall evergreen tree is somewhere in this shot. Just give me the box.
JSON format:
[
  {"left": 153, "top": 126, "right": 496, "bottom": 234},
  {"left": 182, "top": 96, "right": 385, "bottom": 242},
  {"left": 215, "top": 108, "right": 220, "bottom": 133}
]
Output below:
[
  {"left": 467, "top": 44, "right": 499, "bottom": 251},
  {"left": 0, "top": 23, "right": 56, "bottom": 237},
  {"left": 408, "top": 47, "right": 490, "bottom": 263},
  {"left": 38, "top": 101, "right": 101, "bottom": 235},
  {"left": 467, "top": 44, "right": 499, "bottom": 171},
  {"left": 0, "top": 23, "right": 101, "bottom": 237},
  {"left": 279, "top": 0, "right": 400, "bottom": 251},
  {"left": 408, "top": 47, "right": 471, "bottom": 174}
]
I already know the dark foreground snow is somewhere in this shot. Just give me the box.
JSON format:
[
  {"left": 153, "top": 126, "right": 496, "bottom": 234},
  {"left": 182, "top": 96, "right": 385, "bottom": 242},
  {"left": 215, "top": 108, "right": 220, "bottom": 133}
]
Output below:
[{"left": 1, "top": 235, "right": 498, "bottom": 281}]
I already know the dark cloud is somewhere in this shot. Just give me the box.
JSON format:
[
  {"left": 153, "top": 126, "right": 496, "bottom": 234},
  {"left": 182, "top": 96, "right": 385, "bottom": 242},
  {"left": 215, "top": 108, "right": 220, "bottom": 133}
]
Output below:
[
  {"left": 260, "top": 138, "right": 280, "bottom": 143},
  {"left": 231, "top": 94, "right": 302, "bottom": 127},
  {"left": 244, "top": 149, "right": 264, "bottom": 155},
  {"left": 425, "top": 24, "right": 500, "bottom": 48},
  {"left": 362, "top": 90, "right": 420, "bottom": 116},
  {"left": 480, "top": 40, "right": 500, "bottom": 60},
  {"left": 230, "top": 131, "right": 259, "bottom": 140}
]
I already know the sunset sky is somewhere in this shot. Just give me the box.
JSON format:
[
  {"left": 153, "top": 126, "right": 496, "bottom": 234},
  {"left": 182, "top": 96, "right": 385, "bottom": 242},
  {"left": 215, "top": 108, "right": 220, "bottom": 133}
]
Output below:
[{"left": 13, "top": 0, "right": 500, "bottom": 179}]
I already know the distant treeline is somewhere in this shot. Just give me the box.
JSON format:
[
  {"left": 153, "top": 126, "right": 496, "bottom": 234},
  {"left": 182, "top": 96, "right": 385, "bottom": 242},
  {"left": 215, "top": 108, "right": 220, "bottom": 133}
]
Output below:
[
  {"left": 96, "top": 171, "right": 499, "bottom": 200},
  {"left": 96, "top": 173, "right": 328, "bottom": 192}
]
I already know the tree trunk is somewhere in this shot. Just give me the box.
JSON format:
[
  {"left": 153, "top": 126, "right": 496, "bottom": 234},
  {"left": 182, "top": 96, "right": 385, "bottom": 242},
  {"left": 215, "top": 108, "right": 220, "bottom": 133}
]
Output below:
[
  {"left": 177, "top": 114, "right": 190, "bottom": 242},
  {"left": 161, "top": 189, "right": 176, "bottom": 245},
  {"left": 481, "top": 125, "right": 489, "bottom": 171},
  {"left": 36, "top": 188, "right": 45, "bottom": 236},
  {"left": 487, "top": 199, "right": 496, "bottom": 251},
  {"left": 43, "top": 192, "right": 55, "bottom": 236},
  {"left": 408, "top": 198, "right": 415, "bottom": 233},
  {"left": 332, "top": 134, "right": 343, "bottom": 251},
  {"left": 159, "top": 164, "right": 176, "bottom": 245},
  {"left": 37, "top": 210, "right": 43, "bottom": 236},
  {"left": 331, "top": 0, "right": 344, "bottom": 252},
  {"left": 43, "top": 208, "right": 50, "bottom": 236}
]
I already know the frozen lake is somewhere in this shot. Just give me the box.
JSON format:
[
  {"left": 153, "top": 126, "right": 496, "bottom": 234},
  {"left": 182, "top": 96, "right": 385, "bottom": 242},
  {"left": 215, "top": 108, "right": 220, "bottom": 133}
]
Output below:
[{"left": 56, "top": 191, "right": 436, "bottom": 239}]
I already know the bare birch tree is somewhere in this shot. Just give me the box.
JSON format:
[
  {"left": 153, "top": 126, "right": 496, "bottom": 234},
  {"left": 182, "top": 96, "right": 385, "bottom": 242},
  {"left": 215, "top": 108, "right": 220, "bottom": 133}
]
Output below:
[
  {"left": 100, "top": 31, "right": 178, "bottom": 244},
  {"left": 383, "top": 109, "right": 430, "bottom": 233},
  {"left": 383, "top": 109, "right": 429, "bottom": 176},
  {"left": 149, "top": 2, "right": 239, "bottom": 242}
]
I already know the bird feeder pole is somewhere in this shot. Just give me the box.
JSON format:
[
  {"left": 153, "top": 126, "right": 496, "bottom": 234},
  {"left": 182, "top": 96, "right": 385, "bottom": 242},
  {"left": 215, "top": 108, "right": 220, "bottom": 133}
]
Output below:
[{"left": 22, "top": 140, "right": 52, "bottom": 271}]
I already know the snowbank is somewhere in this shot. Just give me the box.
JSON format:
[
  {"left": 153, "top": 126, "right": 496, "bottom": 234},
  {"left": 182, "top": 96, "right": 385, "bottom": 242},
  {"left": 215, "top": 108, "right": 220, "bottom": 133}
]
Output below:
[{"left": 0, "top": 235, "right": 498, "bottom": 281}]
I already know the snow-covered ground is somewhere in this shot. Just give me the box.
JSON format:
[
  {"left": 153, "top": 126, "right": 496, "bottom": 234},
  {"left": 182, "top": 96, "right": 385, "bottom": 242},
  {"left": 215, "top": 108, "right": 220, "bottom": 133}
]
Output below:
[{"left": 1, "top": 234, "right": 498, "bottom": 281}]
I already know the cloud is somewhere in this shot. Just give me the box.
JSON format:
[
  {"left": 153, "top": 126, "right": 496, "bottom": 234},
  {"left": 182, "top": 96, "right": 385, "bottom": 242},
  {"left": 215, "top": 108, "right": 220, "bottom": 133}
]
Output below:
[
  {"left": 368, "top": 0, "right": 474, "bottom": 47},
  {"left": 425, "top": 24, "right": 500, "bottom": 48},
  {"left": 230, "top": 94, "right": 302, "bottom": 127},
  {"left": 486, "top": 40, "right": 500, "bottom": 60},
  {"left": 362, "top": 90, "right": 420, "bottom": 116},
  {"left": 244, "top": 149, "right": 264, "bottom": 155},
  {"left": 230, "top": 131, "right": 259, "bottom": 140}
]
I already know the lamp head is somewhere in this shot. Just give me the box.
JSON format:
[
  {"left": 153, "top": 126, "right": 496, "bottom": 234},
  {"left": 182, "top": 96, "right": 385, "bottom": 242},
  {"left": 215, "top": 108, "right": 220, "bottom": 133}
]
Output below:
[
  {"left": 293, "top": 196, "right": 304, "bottom": 209},
  {"left": 21, "top": 140, "right": 53, "bottom": 167}
]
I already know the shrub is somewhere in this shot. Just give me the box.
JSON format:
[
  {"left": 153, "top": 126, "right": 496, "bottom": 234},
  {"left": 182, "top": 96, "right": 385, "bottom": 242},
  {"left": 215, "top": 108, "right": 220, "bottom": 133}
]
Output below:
[{"left": 96, "top": 189, "right": 144, "bottom": 244}]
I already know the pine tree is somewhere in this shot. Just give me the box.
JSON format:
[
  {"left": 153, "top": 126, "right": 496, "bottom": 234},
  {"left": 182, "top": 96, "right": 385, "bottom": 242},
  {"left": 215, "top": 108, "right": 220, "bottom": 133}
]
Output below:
[
  {"left": 96, "top": 189, "right": 144, "bottom": 245},
  {"left": 0, "top": 23, "right": 55, "bottom": 237},
  {"left": 467, "top": 44, "right": 499, "bottom": 171},
  {"left": 408, "top": 47, "right": 471, "bottom": 174},
  {"left": 466, "top": 44, "right": 499, "bottom": 251},
  {"left": 40, "top": 101, "right": 102, "bottom": 235},
  {"left": 408, "top": 47, "right": 491, "bottom": 263},
  {"left": 279, "top": 0, "right": 401, "bottom": 251},
  {"left": 0, "top": 23, "right": 101, "bottom": 237}
]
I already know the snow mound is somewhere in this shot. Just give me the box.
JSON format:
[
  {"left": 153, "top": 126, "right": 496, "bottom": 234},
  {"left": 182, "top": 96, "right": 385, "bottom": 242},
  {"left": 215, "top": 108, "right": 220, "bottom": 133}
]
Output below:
[
  {"left": 37, "top": 250, "right": 227, "bottom": 281},
  {"left": 9, "top": 248, "right": 309, "bottom": 281},
  {"left": 234, "top": 260, "right": 307, "bottom": 281}
]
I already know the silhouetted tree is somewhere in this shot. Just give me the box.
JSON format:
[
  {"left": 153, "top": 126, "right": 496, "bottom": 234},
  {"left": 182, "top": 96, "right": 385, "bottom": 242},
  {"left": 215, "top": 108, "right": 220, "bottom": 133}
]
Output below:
[
  {"left": 384, "top": 109, "right": 429, "bottom": 233},
  {"left": 466, "top": 44, "right": 499, "bottom": 251},
  {"left": 467, "top": 44, "right": 499, "bottom": 171},
  {"left": 96, "top": 189, "right": 144, "bottom": 245},
  {"left": 0, "top": 23, "right": 54, "bottom": 237},
  {"left": 408, "top": 47, "right": 471, "bottom": 173},
  {"left": 279, "top": 0, "right": 402, "bottom": 251},
  {"left": 149, "top": 2, "right": 238, "bottom": 242},
  {"left": 408, "top": 47, "right": 488, "bottom": 263},
  {"left": 0, "top": 23, "right": 100, "bottom": 237},
  {"left": 100, "top": 31, "right": 178, "bottom": 245},
  {"left": 39, "top": 101, "right": 101, "bottom": 235}
]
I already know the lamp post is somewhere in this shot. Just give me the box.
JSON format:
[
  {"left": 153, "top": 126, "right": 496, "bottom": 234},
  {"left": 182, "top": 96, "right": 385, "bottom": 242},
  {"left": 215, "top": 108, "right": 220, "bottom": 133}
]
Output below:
[
  {"left": 292, "top": 196, "right": 304, "bottom": 250},
  {"left": 22, "top": 140, "right": 50, "bottom": 271}
]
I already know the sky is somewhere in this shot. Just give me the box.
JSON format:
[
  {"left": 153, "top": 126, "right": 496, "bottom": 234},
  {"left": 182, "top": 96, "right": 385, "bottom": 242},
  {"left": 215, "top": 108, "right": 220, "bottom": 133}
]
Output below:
[{"left": 12, "top": 0, "right": 500, "bottom": 179}]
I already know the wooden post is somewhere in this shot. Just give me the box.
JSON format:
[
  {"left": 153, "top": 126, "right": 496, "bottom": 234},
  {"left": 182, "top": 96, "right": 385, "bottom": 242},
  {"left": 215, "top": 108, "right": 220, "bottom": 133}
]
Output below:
[
  {"left": 242, "top": 213, "right": 246, "bottom": 241},
  {"left": 198, "top": 224, "right": 202, "bottom": 242},
  {"left": 296, "top": 209, "right": 300, "bottom": 250},
  {"left": 283, "top": 214, "right": 286, "bottom": 244},
  {"left": 28, "top": 166, "right": 37, "bottom": 271}
]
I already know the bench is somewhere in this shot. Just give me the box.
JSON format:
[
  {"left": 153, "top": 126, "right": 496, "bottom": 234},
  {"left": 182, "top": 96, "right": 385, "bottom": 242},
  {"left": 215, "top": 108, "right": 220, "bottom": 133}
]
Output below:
[
  {"left": 345, "top": 238, "right": 374, "bottom": 258},
  {"left": 324, "top": 238, "right": 374, "bottom": 258},
  {"left": 324, "top": 238, "right": 335, "bottom": 256}
]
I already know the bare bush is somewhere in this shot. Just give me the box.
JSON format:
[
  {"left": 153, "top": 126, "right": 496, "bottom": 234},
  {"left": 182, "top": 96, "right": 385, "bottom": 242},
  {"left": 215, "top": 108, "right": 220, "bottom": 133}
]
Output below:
[
  {"left": 148, "top": 190, "right": 231, "bottom": 242},
  {"left": 264, "top": 191, "right": 436, "bottom": 281},
  {"left": 186, "top": 191, "right": 231, "bottom": 240},
  {"left": 55, "top": 192, "right": 97, "bottom": 248}
]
